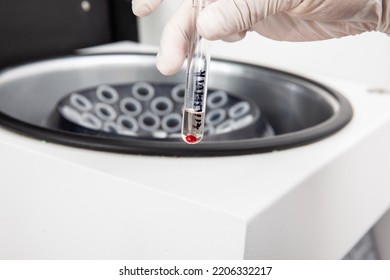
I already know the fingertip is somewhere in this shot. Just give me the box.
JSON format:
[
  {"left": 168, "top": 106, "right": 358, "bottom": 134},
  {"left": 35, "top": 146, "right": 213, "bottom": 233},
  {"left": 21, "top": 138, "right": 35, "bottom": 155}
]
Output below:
[
  {"left": 197, "top": 12, "right": 221, "bottom": 40},
  {"left": 198, "top": 16, "right": 246, "bottom": 42},
  {"left": 156, "top": 50, "right": 184, "bottom": 76},
  {"left": 131, "top": 0, "right": 161, "bottom": 17},
  {"left": 155, "top": 0, "right": 192, "bottom": 75},
  {"left": 197, "top": 0, "right": 244, "bottom": 40},
  {"left": 131, "top": 3, "right": 149, "bottom": 17},
  {"left": 221, "top": 31, "right": 247, "bottom": 42}
]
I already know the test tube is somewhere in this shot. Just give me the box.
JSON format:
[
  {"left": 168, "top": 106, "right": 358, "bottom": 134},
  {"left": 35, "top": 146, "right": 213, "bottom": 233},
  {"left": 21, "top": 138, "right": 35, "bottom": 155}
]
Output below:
[{"left": 181, "top": 0, "right": 211, "bottom": 144}]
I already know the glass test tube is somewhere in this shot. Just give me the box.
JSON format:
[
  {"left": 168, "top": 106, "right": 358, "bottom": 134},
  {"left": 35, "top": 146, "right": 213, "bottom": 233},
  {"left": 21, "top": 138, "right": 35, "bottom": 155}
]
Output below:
[{"left": 181, "top": 0, "right": 211, "bottom": 144}]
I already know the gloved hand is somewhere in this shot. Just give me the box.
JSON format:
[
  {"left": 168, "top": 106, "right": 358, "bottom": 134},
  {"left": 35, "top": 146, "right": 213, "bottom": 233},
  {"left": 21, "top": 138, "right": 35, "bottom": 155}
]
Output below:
[{"left": 132, "top": 0, "right": 390, "bottom": 75}]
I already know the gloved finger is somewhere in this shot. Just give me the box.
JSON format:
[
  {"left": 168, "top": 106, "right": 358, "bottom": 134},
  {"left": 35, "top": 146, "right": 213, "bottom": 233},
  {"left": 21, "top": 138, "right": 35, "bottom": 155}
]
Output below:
[
  {"left": 132, "top": 0, "right": 163, "bottom": 17},
  {"left": 252, "top": 14, "right": 368, "bottom": 41},
  {"left": 220, "top": 31, "right": 247, "bottom": 42},
  {"left": 286, "top": 1, "right": 381, "bottom": 33},
  {"left": 197, "top": 0, "right": 302, "bottom": 40},
  {"left": 287, "top": 1, "right": 371, "bottom": 22},
  {"left": 157, "top": 0, "right": 193, "bottom": 75},
  {"left": 252, "top": 14, "right": 333, "bottom": 41},
  {"left": 251, "top": 14, "right": 323, "bottom": 41}
]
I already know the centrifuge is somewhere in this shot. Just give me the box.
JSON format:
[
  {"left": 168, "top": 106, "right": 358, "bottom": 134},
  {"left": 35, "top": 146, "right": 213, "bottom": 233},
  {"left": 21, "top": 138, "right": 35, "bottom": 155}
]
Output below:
[{"left": 1, "top": 0, "right": 390, "bottom": 259}]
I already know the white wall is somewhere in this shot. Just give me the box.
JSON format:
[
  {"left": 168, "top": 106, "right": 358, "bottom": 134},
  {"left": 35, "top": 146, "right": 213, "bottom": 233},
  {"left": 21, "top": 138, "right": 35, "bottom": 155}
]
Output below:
[{"left": 137, "top": 2, "right": 390, "bottom": 87}]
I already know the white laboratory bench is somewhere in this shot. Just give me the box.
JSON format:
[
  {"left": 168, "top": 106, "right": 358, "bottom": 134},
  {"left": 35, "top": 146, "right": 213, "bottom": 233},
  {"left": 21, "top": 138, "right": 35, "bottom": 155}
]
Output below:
[{"left": 1, "top": 36, "right": 390, "bottom": 259}]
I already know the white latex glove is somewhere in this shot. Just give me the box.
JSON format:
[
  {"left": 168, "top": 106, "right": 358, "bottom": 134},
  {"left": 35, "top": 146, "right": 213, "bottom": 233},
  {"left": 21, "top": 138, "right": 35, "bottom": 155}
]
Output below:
[{"left": 132, "top": 0, "right": 390, "bottom": 75}]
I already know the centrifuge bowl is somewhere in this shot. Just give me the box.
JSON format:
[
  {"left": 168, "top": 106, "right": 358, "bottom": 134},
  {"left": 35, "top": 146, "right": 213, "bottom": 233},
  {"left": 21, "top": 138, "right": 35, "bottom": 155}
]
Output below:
[{"left": 0, "top": 53, "right": 352, "bottom": 156}]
